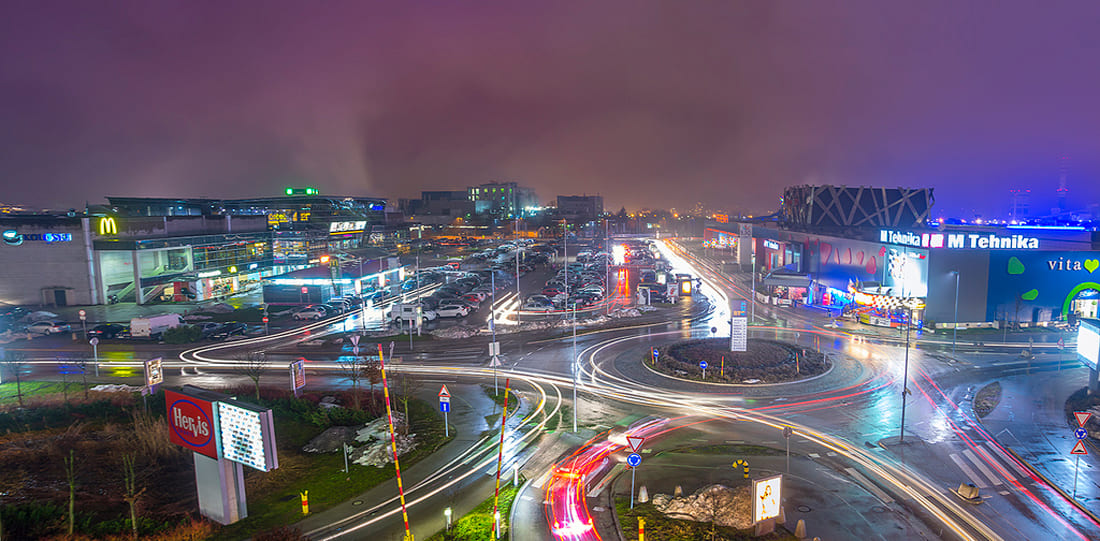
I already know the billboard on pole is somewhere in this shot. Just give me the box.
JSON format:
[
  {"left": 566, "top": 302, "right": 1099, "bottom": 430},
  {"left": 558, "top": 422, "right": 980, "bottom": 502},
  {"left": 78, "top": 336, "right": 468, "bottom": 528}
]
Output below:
[
  {"left": 289, "top": 359, "right": 306, "bottom": 391},
  {"left": 165, "top": 389, "right": 218, "bottom": 458},
  {"left": 145, "top": 357, "right": 164, "bottom": 388},
  {"left": 752, "top": 475, "right": 782, "bottom": 524}
]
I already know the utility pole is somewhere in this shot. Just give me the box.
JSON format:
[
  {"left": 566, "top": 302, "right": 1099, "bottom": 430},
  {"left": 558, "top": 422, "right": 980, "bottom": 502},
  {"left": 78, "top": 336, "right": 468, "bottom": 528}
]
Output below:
[{"left": 952, "top": 270, "right": 960, "bottom": 357}]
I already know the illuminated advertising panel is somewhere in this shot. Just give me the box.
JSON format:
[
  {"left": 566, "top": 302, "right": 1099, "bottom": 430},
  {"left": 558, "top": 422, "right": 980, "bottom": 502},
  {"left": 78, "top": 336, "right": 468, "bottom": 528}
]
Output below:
[
  {"left": 165, "top": 389, "right": 218, "bottom": 458},
  {"left": 1078, "top": 320, "right": 1100, "bottom": 371},
  {"left": 879, "top": 229, "right": 1040, "bottom": 250},
  {"left": 752, "top": 474, "right": 782, "bottom": 524},
  {"left": 290, "top": 359, "right": 306, "bottom": 391},
  {"left": 145, "top": 357, "right": 164, "bottom": 387},
  {"left": 217, "top": 401, "right": 279, "bottom": 472},
  {"left": 329, "top": 221, "right": 367, "bottom": 234}
]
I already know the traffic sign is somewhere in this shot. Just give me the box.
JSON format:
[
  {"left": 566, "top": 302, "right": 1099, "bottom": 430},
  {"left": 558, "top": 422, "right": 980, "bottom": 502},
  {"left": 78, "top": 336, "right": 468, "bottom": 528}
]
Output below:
[
  {"left": 349, "top": 334, "right": 360, "bottom": 346},
  {"left": 699, "top": 360, "right": 708, "bottom": 369},
  {"left": 652, "top": 348, "right": 659, "bottom": 358},
  {"left": 783, "top": 426, "right": 793, "bottom": 438},
  {"left": 1075, "top": 427, "right": 1088, "bottom": 440},
  {"left": 489, "top": 355, "right": 503, "bottom": 367},
  {"left": 627, "top": 436, "right": 645, "bottom": 452},
  {"left": 1074, "top": 411, "right": 1092, "bottom": 427},
  {"left": 489, "top": 341, "right": 501, "bottom": 356},
  {"left": 1058, "top": 338, "right": 1065, "bottom": 350},
  {"left": 78, "top": 309, "right": 86, "bottom": 320},
  {"left": 1071, "top": 440, "right": 1088, "bottom": 455},
  {"left": 626, "top": 453, "right": 641, "bottom": 468},
  {"left": 89, "top": 337, "right": 99, "bottom": 346},
  {"left": 439, "top": 384, "right": 451, "bottom": 398},
  {"left": 440, "top": 401, "right": 450, "bottom": 413}
]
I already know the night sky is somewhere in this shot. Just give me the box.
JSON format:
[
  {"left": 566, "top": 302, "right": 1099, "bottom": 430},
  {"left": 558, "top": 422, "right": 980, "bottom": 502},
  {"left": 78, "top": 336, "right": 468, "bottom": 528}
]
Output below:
[{"left": 3, "top": 1, "right": 1099, "bottom": 217}]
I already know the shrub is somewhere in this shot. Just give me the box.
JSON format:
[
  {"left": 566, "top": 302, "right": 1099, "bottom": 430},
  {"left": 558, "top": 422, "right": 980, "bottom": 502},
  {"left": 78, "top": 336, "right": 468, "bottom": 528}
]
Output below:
[{"left": 162, "top": 324, "right": 202, "bottom": 344}]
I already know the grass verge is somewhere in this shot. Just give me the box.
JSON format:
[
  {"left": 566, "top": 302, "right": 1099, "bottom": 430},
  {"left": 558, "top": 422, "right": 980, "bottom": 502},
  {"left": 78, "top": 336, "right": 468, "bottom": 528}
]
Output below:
[
  {"left": 426, "top": 479, "right": 522, "bottom": 541},
  {"left": 215, "top": 397, "right": 452, "bottom": 539},
  {"left": 615, "top": 498, "right": 796, "bottom": 541}
]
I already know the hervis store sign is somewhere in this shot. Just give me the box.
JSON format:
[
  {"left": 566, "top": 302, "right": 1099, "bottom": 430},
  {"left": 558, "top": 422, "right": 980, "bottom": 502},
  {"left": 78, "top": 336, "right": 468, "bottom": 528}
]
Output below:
[{"left": 165, "top": 389, "right": 218, "bottom": 458}]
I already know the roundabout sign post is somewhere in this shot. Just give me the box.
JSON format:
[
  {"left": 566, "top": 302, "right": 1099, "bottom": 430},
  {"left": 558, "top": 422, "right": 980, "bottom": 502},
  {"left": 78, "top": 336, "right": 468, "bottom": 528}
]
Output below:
[{"left": 700, "top": 360, "right": 708, "bottom": 380}]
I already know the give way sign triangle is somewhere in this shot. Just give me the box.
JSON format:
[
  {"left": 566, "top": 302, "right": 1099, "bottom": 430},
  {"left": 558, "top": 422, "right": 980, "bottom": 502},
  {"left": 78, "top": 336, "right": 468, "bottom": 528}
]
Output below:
[
  {"left": 627, "top": 436, "right": 645, "bottom": 453},
  {"left": 1074, "top": 411, "right": 1092, "bottom": 428}
]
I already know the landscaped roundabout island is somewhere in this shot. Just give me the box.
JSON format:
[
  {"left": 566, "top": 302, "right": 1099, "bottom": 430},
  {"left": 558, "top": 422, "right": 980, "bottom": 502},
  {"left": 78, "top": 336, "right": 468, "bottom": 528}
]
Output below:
[{"left": 651, "top": 338, "right": 831, "bottom": 384}]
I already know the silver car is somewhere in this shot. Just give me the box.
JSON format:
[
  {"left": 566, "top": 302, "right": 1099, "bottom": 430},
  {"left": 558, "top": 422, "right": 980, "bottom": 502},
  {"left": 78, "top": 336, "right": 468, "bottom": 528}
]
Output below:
[{"left": 26, "top": 321, "right": 72, "bottom": 334}]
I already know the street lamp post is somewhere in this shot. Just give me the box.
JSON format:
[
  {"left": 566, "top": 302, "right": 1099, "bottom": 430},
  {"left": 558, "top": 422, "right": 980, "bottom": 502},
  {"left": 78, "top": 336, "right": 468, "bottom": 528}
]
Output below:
[
  {"left": 899, "top": 306, "right": 912, "bottom": 443},
  {"left": 491, "top": 271, "right": 498, "bottom": 393},
  {"left": 952, "top": 270, "right": 960, "bottom": 357},
  {"left": 572, "top": 301, "right": 578, "bottom": 433},
  {"left": 444, "top": 507, "right": 452, "bottom": 531},
  {"left": 750, "top": 242, "right": 757, "bottom": 323}
]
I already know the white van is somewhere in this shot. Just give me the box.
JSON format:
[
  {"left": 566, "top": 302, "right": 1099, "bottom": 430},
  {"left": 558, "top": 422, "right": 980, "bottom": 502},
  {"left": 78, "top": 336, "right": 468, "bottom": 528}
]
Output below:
[{"left": 130, "top": 314, "right": 184, "bottom": 338}]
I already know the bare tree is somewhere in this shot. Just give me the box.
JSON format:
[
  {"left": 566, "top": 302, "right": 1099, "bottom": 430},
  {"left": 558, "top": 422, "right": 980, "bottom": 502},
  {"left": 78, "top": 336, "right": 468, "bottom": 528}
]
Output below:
[
  {"left": 64, "top": 449, "right": 76, "bottom": 536},
  {"left": 122, "top": 454, "right": 145, "bottom": 539},
  {"left": 362, "top": 356, "right": 381, "bottom": 412},
  {"left": 1, "top": 351, "right": 28, "bottom": 407},
  {"left": 393, "top": 373, "right": 421, "bottom": 435},
  {"left": 237, "top": 352, "right": 269, "bottom": 401},
  {"left": 337, "top": 356, "right": 368, "bottom": 411}
]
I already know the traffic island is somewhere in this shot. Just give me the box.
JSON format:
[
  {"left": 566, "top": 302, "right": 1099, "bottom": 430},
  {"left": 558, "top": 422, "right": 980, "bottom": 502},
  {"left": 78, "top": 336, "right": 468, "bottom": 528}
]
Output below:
[
  {"left": 615, "top": 497, "right": 796, "bottom": 541},
  {"left": 648, "top": 338, "right": 831, "bottom": 384},
  {"left": 972, "top": 381, "right": 1003, "bottom": 418}
]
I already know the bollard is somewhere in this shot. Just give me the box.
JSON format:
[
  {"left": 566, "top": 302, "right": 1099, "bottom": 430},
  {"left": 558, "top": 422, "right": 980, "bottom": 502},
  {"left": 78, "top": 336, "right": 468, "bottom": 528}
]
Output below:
[
  {"left": 734, "top": 459, "right": 750, "bottom": 479},
  {"left": 795, "top": 519, "right": 806, "bottom": 539},
  {"left": 638, "top": 485, "right": 649, "bottom": 503},
  {"left": 638, "top": 517, "right": 646, "bottom": 541},
  {"left": 300, "top": 490, "right": 309, "bottom": 514},
  {"left": 778, "top": 504, "right": 786, "bottom": 524},
  {"left": 674, "top": 485, "right": 683, "bottom": 497}
]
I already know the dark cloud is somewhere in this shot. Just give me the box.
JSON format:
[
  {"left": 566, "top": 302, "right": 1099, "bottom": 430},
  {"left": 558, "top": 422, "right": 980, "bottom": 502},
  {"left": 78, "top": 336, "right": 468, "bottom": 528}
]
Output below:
[{"left": 2, "top": 1, "right": 1099, "bottom": 216}]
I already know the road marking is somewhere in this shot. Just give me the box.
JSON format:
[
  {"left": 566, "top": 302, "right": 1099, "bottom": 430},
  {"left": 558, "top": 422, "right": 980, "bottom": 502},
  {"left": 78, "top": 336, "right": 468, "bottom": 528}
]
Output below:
[
  {"left": 826, "top": 451, "right": 837, "bottom": 457},
  {"left": 761, "top": 440, "right": 778, "bottom": 444},
  {"left": 963, "top": 449, "right": 1003, "bottom": 486},
  {"left": 949, "top": 453, "right": 988, "bottom": 488},
  {"left": 844, "top": 467, "right": 894, "bottom": 504},
  {"left": 587, "top": 464, "right": 624, "bottom": 498},
  {"left": 808, "top": 453, "right": 820, "bottom": 459},
  {"left": 983, "top": 442, "right": 1029, "bottom": 479}
]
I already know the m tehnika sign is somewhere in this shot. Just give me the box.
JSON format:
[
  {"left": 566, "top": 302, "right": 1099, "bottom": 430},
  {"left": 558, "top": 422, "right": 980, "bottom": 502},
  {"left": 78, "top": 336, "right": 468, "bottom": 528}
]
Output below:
[{"left": 880, "top": 230, "right": 1040, "bottom": 250}]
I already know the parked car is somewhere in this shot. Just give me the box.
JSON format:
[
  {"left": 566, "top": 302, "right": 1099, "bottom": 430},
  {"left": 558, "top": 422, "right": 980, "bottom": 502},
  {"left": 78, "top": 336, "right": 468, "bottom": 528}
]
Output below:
[
  {"left": 88, "top": 323, "right": 127, "bottom": 339},
  {"left": 320, "top": 303, "right": 346, "bottom": 315},
  {"left": 435, "top": 304, "right": 471, "bottom": 318},
  {"left": 210, "top": 321, "right": 248, "bottom": 339},
  {"left": 198, "top": 322, "right": 224, "bottom": 337},
  {"left": 26, "top": 321, "right": 71, "bottom": 335},
  {"left": 294, "top": 306, "right": 328, "bottom": 321}
]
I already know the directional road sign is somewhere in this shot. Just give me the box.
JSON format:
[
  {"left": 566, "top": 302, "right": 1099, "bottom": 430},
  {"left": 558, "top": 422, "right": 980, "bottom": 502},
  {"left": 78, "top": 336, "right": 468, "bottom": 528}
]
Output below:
[
  {"left": 1075, "top": 428, "right": 1088, "bottom": 440},
  {"left": 1071, "top": 440, "right": 1088, "bottom": 455},
  {"left": 652, "top": 348, "right": 659, "bottom": 358},
  {"left": 699, "top": 360, "right": 708, "bottom": 369},
  {"left": 626, "top": 453, "right": 641, "bottom": 468},
  {"left": 627, "top": 436, "right": 645, "bottom": 453}
]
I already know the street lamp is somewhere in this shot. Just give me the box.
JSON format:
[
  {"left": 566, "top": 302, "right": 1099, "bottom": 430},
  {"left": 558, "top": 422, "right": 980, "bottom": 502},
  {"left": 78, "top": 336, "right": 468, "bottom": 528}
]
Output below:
[
  {"left": 899, "top": 305, "right": 912, "bottom": 443},
  {"left": 572, "top": 301, "right": 578, "bottom": 433},
  {"left": 951, "top": 270, "right": 960, "bottom": 357},
  {"left": 444, "top": 507, "right": 452, "bottom": 531}
]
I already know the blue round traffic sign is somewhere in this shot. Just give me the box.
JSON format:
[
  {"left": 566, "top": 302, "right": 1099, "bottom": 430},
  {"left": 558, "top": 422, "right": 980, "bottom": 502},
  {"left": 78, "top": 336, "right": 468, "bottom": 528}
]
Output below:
[
  {"left": 699, "top": 360, "right": 708, "bottom": 369},
  {"left": 627, "top": 453, "right": 641, "bottom": 467},
  {"left": 652, "top": 348, "right": 659, "bottom": 357},
  {"left": 1075, "top": 427, "right": 1088, "bottom": 440}
]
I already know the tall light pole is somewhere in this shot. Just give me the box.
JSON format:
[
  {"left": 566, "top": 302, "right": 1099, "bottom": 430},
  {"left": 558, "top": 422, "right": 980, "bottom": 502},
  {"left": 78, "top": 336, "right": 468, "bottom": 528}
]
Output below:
[
  {"left": 572, "top": 301, "right": 578, "bottom": 433},
  {"left": 899, "top": 306, "right": 912, "bottom": 443},
  {"left": 605, "top": 217, "right": 610, "bottom": 315},
  {"left": 952, "top": 270, "right": 960, "bottom": 357},
  {"left": 563, "top": 220, "right": 569, "bottom": 305},
  {"left": 491, "top": 271, "right": 498, "bottom": 393},
  {"left": 514, "top": 193, "right": 520, "bottom": 323},
  {"left": 750, "top": 241, "right": 757, "bottom": 323}
]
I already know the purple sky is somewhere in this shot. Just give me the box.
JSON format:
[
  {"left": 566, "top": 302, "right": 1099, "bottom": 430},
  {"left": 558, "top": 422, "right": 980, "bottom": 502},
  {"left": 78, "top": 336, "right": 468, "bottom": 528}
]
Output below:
[{"left": 3, "top": 1, "right": 1100, "bottom": 217}]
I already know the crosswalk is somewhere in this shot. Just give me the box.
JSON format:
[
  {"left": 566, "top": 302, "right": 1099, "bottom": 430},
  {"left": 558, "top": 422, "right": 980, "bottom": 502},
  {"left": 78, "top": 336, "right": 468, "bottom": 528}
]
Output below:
[{"left": 949, "top": 442, "right": 1033, "bottom": 493}]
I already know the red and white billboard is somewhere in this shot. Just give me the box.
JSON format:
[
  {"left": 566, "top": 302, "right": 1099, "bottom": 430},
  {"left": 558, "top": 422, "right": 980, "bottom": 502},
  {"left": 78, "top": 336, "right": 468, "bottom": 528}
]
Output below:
[{"left": 166, "top": 389, "right": 218, "bottom": 458}]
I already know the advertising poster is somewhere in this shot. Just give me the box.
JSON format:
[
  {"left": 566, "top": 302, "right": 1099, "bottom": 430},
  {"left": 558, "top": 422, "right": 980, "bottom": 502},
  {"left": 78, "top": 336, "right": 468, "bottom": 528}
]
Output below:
[{"left": 753, "top": 475, "right": 782, "bottom": 524}]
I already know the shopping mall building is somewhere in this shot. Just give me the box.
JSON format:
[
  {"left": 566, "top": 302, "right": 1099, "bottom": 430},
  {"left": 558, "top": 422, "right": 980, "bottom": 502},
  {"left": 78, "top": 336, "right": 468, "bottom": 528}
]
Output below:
[
  {"left": 0, "top": 193, "right": 392, "bottom": 307},
  {"left": 704, "top": 185, "right": 1100, "bottom": 329}
]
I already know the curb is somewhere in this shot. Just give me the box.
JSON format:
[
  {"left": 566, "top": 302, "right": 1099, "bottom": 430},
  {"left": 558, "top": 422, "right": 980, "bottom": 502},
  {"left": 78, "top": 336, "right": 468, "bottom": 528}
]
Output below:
[
  {"left": 1005, "top": 447, "right": 1100, "bottom": 526},
  {"left": 640, "top": 348, "right": 839, "bottom": 389}
]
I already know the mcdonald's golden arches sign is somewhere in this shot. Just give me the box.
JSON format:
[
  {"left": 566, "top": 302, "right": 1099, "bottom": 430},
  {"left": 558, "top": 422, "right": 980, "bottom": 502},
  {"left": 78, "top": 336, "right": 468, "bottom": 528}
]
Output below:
[{"left": 98, "top": 216, "right": 118, "bottom": 236}]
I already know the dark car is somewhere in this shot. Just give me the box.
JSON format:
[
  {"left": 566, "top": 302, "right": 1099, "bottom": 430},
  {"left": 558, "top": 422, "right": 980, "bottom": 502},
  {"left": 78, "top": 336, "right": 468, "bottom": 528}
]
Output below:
[
  {"left": 210, "top": 321, "right": 247, "bottom": 339},
  {"left": 88, "top": 323, "right": 127, "bottom": 339}
]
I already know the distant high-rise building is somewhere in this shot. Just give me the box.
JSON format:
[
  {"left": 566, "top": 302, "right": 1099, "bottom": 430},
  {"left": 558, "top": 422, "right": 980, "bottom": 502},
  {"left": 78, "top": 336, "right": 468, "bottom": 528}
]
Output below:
[
  {"left": 556, "top": 195, "right": 604, "bottom": 221},
  {"left": 468, "top": 181, "right": 537, "bottom": 217}
]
